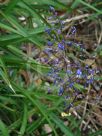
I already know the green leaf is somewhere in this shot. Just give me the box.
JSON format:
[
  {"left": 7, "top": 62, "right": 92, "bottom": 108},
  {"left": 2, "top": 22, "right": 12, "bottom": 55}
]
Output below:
[
  {"left": 19, "top": 103, "right": 28, "bottom": 136},
  {"left": 12, "top": 82, "right": 58, "bottom": 136},
  {"left": 74, "top": 83, "right": 84, "bottom": 91},
  {"left": 0, "top": 120, "right": 9, "bottom": 136},
  {"left": 27, "top": 118, "right": 45, "bottom": 134},
  {"left": 89, "top": 130, "right": 102, "bottom": 136},
  {"left": 5, "top": 0, "right": 20, "bottom": 14},
  {"left": 78, "top": 0, "right": 102, "bottom": 14},
  {"left": 71, "top": 0, "right": 80, "bottom": 9},
  {"left": 0, "top": 22, "right": 21, "bottom": 35},
  {"left": 18, "top": 1, "right": 49, "bottom": 26},
  {"left": 0, "top": 58, "right": 15, "bottom": 93},
  {"left": 0, "top": 12, "right": 28, "bottom": 37},
  {"left": 23, "top": 0, "right": 67, "bottom": 10},
  {"left": 50, "top": 113, "right": 73, "bottom": 136}
]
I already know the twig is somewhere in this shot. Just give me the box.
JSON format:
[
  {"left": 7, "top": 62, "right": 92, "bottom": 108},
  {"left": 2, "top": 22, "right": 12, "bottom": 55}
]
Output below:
[
  {"left": 63, "top": 14, "right": 90, "bottom": 24},
  {"left": 72, "top": 109, "right": 95, "bottom": 132},
  {"left": 89, "top": 116, "right": 98, "bottom": 130},
  {"left": 83, "top": 117, "right": 90, "bottom": 131},
  {"left": 80, "top": 84, "right": 91, "bottom": 129},
  {"left": 98, "top": 20, "right": 102, "bottom": 45}
]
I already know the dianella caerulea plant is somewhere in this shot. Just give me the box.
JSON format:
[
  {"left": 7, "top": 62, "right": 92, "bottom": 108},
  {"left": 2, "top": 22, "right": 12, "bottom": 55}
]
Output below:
[{"left": 43, "top": 6, "right": 97, "bottom": 111}]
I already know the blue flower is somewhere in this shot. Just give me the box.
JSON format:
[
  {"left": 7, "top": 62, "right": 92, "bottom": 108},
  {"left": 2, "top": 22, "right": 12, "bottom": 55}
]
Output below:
[
  {"left": 47, "top": 88, "right": 51, "bottom": 94},
  {"left": 66, "top": 41, "right": 73, "bottom": 46},
  {"left": 71, "top": 26, "right": 76, "bottom": 35},
  {"left": 88, "top": 69, "right": 94, "bottom": 75},
  {"left": 65, "top": 95, "right": 70, "bottom": 100},
  {"left": 62, "top": 39, "right": 65, "bottom": 44},
  {"left": 87, "top": 76, "right": 94, "bottom": 84},
  {"left": 55, "top": 12, "right": 58, "bottom": 16},
  {"left": 58, "top": 86, "right": 64, "bottom": 96},
  {"left": 53, "top": 58, "right": 59, "bottom": 65},
  {"left": 69, "top": 82, "right": 74, "bottom": 88},
  {"left": 67, "top": 70, "right": 72, "bottom": 75},
  {"left": 76, "top": 69, "right": 82, "bottom": 77},
  {"left": 57, "top": 29, "right": 61, "bottom": 34},
  {"left": 60, "top": 21, "right": 65, "bottom": 28},
  {"left": 49, "top": 6, "right": 55, "bottom": 12},
  {"left": 65, "top": 103, "right": 73, "bottom": 111},
  {"left": 47, "top": 41, "right": 53, "bottom": 46},
  {"left": 58, "top": 43, "right": 64, "bottom": 50},
  {"left": 48, "top": 16, "right": 53, "bottom": 20},
  {"left": 45, "top": 28, "right": 51, "bottom": 34},
  {"left": 85, "top": 65, "right": 89, "bottom": 69}
]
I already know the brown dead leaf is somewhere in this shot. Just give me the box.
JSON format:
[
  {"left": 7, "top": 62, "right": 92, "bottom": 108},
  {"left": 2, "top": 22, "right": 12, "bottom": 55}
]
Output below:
[
  {"left": 34, "top": 78, "right": 42, "bottom": 86},
  {"left": 94, "top": 107, "right": 102, "bottom": 125},
  {"left": 84, "top": 59, "right": 95, "bottom": 66},
  {"left": 19, "top": 70, "right": 30, "bottom": 86}
]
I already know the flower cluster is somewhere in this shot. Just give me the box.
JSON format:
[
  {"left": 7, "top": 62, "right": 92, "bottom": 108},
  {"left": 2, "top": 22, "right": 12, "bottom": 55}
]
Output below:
[{"left": 43, "top": 6, "right": 97, "bottom": 111}]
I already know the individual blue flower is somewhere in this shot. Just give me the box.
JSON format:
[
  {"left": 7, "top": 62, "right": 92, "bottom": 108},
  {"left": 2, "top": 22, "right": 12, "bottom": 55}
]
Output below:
[
  {"left": 58, "top": 43, "right": 64, "bottom": 50},
  {"left": 87, "top": 76, "right": 94, "bottom": 84},
  {"left": 64, "top": 95, "right": 70, "bottom": 100},
  {"left": 55, "top": 12, "right": 58, "bottom": 16},
  {"left": 71, "top": 26, "right": 76, "bottom": 35},
  {"left": 65, "top": 103, "right": 73, "bottom": 111},
  {"left": 57, "top": 29, "right": 61, "bottom": 34},
  {"left": 62, "top": 39, "right": 65, "bottom": 44},
  {"left": 67, "top": 70, "right": 72, "bottom": 75},
  {"left": 60, "top": 21, "right": 65, "bottom": 28},
  {"left": 47, "top": 41, "right": 53, "bottom": 46},
  {"left": 76, "top": 69, "right": 82, "bottom": 77},
  {"left": 69, "top": 82, "right": 74, "bottom": 88},
  {"left": 49, "top": 6, "right": 55, "bottom": 12},
  {"left": 47, "top": 87, "right": 51, "bottom": 94},
  {"left": 88, "top": 69, "right": 94, "bottom": 75},
  {"left": 66, "top": 41, "right": 73, "bottom": 46},
  {"left": 53, "top": 58, "right": 59, "bottom": 65},
  {"left": 85, "top": 65, "right": 89, "bottom": 69},
  {"left": 48, "top": 16, "right": 53, "bottom": 20},
  {"left": 58, "top": 86, "right": 64, "bottom": 96},
  {"left": 45, "top": 28, "right": 51, "bottom": 34}
]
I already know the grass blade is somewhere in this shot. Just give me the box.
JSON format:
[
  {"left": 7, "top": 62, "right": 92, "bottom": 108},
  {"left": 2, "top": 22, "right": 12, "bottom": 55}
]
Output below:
[
  {"left": 19, "top": 103, "right": 28, "bottom": 136},
  {"left": 50, "top": 113, "right": 73, "bottom": 136},
  {"left": 0, "top": 120, "right": 9, "bottom": 136}
]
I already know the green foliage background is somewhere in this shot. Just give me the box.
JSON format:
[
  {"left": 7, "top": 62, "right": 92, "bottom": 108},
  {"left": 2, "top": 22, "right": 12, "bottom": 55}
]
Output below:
[{"left": 0, "top": 0, "right": 102, "bottom": 136}]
